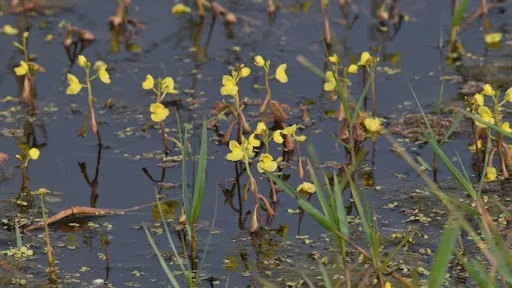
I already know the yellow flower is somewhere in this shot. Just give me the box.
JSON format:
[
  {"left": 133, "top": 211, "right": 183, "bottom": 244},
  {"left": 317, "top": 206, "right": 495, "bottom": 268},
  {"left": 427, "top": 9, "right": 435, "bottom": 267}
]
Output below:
[
  {"left": 282, "top": 124, "right": 297, "bottom": 136},
  {"left": 171, "top": 3, "right": 191, "bottom": 14},
  {"left": 240, "top": 66, "right": 251, "bottom": 78},
  {"left": 257, "top": 153, "right": 277, "bottom": 173},
  {"left": 295, "top": 135, "right": 307, "bottom": 142},
  {"left": 254, "top": 56, "right": 265, "bottom": 67},
  {"left": 358, "top": 51, "right": 373, "bottom": 66},
  {"left": 347, "top": 64, "right": 358, "bottom": 74},
  {"left": 296, "top": 182, "right": 315, "bottom": 194},
  {"left": 273, "top": 130, "right": 284, "bottom": 144},
  {"left": 474, "top": 93, "right": 484, "bottom": 106},
  {"left": 150, "top": 102, "right": 170, "bottom": 122},
  {"left": 96, "top": 65, "right": 111, "bottom": 84},
  {"left": 162, "top": 77, "right": 178, "bottom": 94},
  {"left": 226, "top": 139, "right": 253, "bottom": 162},
  {"left": 142, "top": 74, "right": 155, "bottom": 90},
  {"left": 384, "top": 282, "right": 392, "bottom": 288},
  {"left": 14, "top": 61, "right": 29, "bottom": 76},
  {"left": 2, "top": 24, "right": 18, "bottom": 35},
  {"left": 66, "top": 73, "right": 82, "bottom": 95},
  {"left": 220, "top": 75, "right": 238, "bottom": 96},
  {"left": 476, "top": 106, "right": 495, "bottom": 127},
  {"left": 77, "top": 55, "right": 87, "bottom": 67},
  {"left": 248, "top": 133, "right": 261, "bottom": 147},
  {"left": 364, "top": 117, "right": 381, "bottom": 133},
  {"left": 255, "top": 122, "right": 267, "bottom": 134},
  {"left": 484, "top": 166, "right": 496, "bottom": 182},
  {"left": 502, "top": 122, "right": 512, "bottom": 133},
  {"left": 504, "top": 87, "right": 512, "bottom": 102},
  {"left": 328, "top": 53, "right": 338, "bottom": 64},
  {"left": 275, "top": 64, "right": 288, "bottom": 83},
  {"left": 482, "top": 84, "right": 495, "bottom": 96},
  {"left": 28, "top": 148, "right": 40, "bottom": 160},
  {"left": 323, "top": 71, "right": 336, "bottom": 91},
  {"left": 484, "top": 32, "right": 503, "bottom": 45}
]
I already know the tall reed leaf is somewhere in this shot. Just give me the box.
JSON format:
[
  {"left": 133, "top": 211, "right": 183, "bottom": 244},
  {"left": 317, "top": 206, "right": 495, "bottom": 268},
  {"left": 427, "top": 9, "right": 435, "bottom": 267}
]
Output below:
[
  {"left": 451, "top": 0, "right": 469, "bottom": 28},
  {"left": 428, "top": 215, "right": 461, "bottom": 288},
  {"left": 189, "top": 122, "right": 208, "bottom": 225}
]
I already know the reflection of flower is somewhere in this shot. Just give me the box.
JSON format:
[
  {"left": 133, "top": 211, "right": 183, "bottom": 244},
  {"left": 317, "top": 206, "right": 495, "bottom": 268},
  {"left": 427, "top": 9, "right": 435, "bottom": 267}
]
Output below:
[
  {"left": 296, "top": 182, "right": 315, "bottom": 194},
  {"left": 484, "top": 32, "right": 503, "bottom": 45},
  {"left": 275, "top": 64, "right": 288, "bottom": 83},
  {"left": 254, "top": 56, "right": 265, "bottom": 67},
  {"left": 364, "top": 117, "right": 381, "bottom": 133},
  {"left": 323, "top": 71, "right": 336, "bottom": 91},
  {"left": 142, "top": 74, "right": 155, "bottom": 90},
  {"left": 149, "top": 102, "right": 170, "bottom": 122},
  {"left": 171, "top": 3, "right": 191, "bottom": 14},
  {"left": 220, "top": 75, "right": 238, "bottom": 96},
  {"left": 14, "top": 61, "right": 29, "bottom": 76},
  {"left": 257, "top": 153, "right": 277, "bottom": 173},
  {"left": 28, "top": 148, "right": 40, "bottom": 160},
  {"left": 484, "top": 166, "right": 496, "bottom": 182},
  {"left": 476, "top": 106, "right": 495, "bottom": 127},
  {"left": 66, "top": 73, "right": 82, "bottom": 95},
  {"left": 2, "top": 24, "right": 18, "bottom": 35}
]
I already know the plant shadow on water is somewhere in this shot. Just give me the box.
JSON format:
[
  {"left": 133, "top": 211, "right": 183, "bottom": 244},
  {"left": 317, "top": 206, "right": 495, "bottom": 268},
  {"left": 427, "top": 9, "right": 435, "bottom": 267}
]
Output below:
[{"left": 0, "top": 0, "right": 511, "bottom": 287}]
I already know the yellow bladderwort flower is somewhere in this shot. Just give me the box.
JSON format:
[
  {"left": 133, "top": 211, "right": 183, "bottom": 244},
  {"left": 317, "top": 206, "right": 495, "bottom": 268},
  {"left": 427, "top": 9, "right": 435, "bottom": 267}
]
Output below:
[
  {"left": 474, "top": 93, "right": 484, "bottom": 106},
  {"left": 296, "top": 182, "right": 315, "bottom": 194},
  {"left": 504, "top": 87, "right": 512, "bottom": 102},
  {"left": 149, "top": 102, "right": 170, "bottom": 122},
  {"left": 28, "top": 148, "right": 40, "bottom": 160},
  {"left": 220, "top": 75, "right": 238, "bottom": 96},
  {"left": 14, "top": 61, "right": 29, "bottom": 76},
  {"left": 226, "top": 139, "right": 253, "bottom": 162},
  {"left": 364, "top": 117, "right": 381, "bottom": 133},
  {"left": 273, "top": 130, "right": 284, "bottom": 144},
  {"left": 66, "top": 73, "right": 82, "bottom": 95},
  {"left": 142, "top": 74, "right": 155, "bottom": 90},
  {"left": 254, "top": 56, "right": 265, "bottom": 67},
  {"left": 323, "top": 71, "right": 336, "bottom": 91},
  {"left": 347, "top": 64, "right": 358, "bottom": 74},
  {"left": 94, "top": 61, "right": 111, "bottom": 84},
  {"left": 240, "top": 66, "right": 251, "bottom": 78},
  {"left": 77, "top": 55, "right": 87, "bottom": 67},
  {"left": 275, "top": 64, "right": 288, "bottom": 83},
  {"left": 328, "top": 53, "right": 338, "bottom": 64},
  {"left": 255, "top": 122, "right": 267, "bottom": 134},
  {"left": 384, "top": 282, "right": 392, "bottom": 288},
  {"left": 482, "top": 84, "right": 495, "bottom": 96},
  {"left": 358, "top": 51, "right": 373, "bottom": 67},
  {"left": 484, "top": 32, "right": 503, "bottom": 45},
  {"left": 257, "top": 153, "right": 277, "bottom": 173},
  {"left": 274, "top": 124, "right": 306, "bottom": 143},
  {"left": 2, "top": 24, "right": 18, "bottom": 35},
  {"left": 171, "top": 3, "right": 191, "bottom": 14},
  {"left": 502, "top": 122, "right": 512, "bottom": 133},
  {"left": 248, "top": 133, "right": 261, "bottom": 147},
  {"left": 162, "top": 77, "right": 179, "bottom": 94},
  {"left": 484, "top": 166, "right": 497, "bottom": 182},
  {"left": 476, "top": 106, "right": 495, "bottom": 127}
]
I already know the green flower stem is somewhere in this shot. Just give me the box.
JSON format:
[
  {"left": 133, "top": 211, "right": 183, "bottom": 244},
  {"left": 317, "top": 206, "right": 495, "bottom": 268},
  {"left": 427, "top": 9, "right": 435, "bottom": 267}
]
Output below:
[
  {"left": 84, "top": 66, "right": 102, "bottom": 145},
  {"left": 259, "top": 67, "right": 271, "bottom": 113}
]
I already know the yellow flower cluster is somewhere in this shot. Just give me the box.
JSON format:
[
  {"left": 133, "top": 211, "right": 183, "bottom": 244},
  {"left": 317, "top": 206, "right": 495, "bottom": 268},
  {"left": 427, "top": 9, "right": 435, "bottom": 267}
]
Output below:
[
  {"left": 142, "top": 74, "right": 179, "bottom": 94},
  {"left": 252, "top": 55, "right": 288, "bottom": 83},
  {"left": 273, "top": 124, "right": 306, "bottom": 144},
  {"left": 65, "top": 55, "right": 111, "bottom": 95},
  {"left": 220, "top": 66, "right": 251, "bottom": 96}
]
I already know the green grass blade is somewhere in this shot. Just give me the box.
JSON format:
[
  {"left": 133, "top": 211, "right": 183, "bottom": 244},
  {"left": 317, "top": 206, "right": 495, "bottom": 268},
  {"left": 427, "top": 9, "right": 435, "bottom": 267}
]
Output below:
[
  {"left": 267, "top": 172, "right": 338, "bottom": 233},
  {"left": 451, "top": 0, "right": 470, "bottom": 28},
  {"left": 459, "top": 109, "right": 512, "bottom": 139},
  {"left": 459, "top": 255, "right": 495, "bottom": 288},
  {"left": 333, "top": 173, "right": 349, "bottom": 238},
  {"left": 428, "top": 215, "right": 461, "bottom": 288},
  {"left": 189, "top": 122, "right": 208, "bottom": 225},
  {"left": 143, "top": 224, "right": 181, "bottom": 288}
]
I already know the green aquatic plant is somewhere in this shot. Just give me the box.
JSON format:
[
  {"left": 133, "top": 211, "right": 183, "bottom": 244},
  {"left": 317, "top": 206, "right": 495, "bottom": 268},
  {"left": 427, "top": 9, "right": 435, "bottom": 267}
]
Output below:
[
  {"left": 253, "top": 55, "right": 288, "bottom": 113},
  {"left": 36, "top": 187, "right": 58, "bottom": 284},
  {"left": 66, "top": 55, "right": 111, "bottom": 146}
]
